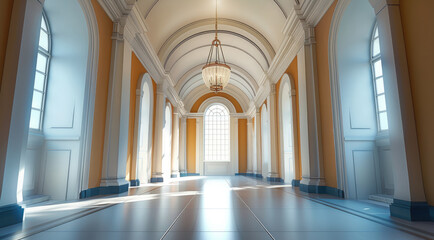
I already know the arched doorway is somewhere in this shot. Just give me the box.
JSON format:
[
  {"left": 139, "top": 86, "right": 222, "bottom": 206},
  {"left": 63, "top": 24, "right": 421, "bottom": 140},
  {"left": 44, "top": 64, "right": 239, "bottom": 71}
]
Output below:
[
  {"left": 261, "top": 104, "right": 271, "bottom": 179},
  {"left": 162, "top": 103, "right": 172, "bottom": 181},
  {"left": 132, "top": 74, "right": 153, "bottom": 184},
  {"left": 279, "top": 74, "right": 297, "bottom": 184}
]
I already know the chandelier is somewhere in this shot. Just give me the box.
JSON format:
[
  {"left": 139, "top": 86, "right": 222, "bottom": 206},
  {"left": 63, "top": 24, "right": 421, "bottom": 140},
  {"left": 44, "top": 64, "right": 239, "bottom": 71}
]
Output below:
[{"left": 202, "top": 0, "right": 231, "bottom": 93}]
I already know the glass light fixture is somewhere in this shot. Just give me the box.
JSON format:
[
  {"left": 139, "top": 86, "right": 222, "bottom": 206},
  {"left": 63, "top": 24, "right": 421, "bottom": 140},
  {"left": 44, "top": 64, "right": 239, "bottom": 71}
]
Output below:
[{"left": 202, "top": 0, "right": 231, "bottom": 93}]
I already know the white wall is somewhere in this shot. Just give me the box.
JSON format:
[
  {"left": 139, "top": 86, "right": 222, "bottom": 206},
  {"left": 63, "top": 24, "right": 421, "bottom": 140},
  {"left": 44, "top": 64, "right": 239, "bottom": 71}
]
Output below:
[
  {"left": 337, "top": 0, "right": 394, "bottom": 199},
  {"left": 23, "top": 0, "right": 89, "bottom": 200}
]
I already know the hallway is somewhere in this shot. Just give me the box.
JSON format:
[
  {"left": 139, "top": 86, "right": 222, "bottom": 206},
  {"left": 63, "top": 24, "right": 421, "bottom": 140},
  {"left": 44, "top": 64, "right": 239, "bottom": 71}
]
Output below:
[{"left": 2, "top": 177, "right": 430, "bottom": 240}]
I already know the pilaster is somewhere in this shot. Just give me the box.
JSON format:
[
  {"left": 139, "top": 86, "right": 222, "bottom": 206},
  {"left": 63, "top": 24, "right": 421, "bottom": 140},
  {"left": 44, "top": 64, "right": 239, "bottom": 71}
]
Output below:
[
  {"left": 151, "top": 84, "right": 166, "bottom": 182},
  {"left": 171, "top": 108, "right": 180, "bottom": 178}
]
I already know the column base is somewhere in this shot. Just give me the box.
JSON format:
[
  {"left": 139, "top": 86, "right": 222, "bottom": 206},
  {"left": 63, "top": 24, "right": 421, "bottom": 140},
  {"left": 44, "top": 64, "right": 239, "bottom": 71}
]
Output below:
[
  {"left": 79, "top": 183, "right": 129, "bottom": 199},
  {"left": 150, "top": 177, "right": 164, "bottom": 183},
  {"left": 266, "top": 172, "right": 283, "bottom": 182},
  {"left": 171, "top": 171, "right": 180, "bottom": 178},
  {"left": 292, "top": 179, "right": 301, "bottom": 187},
  {"left": 390, "top": 199, "right": 432, "bottom": 221},
  {"left": 0, "top": 204, "right": 24, "bottom": 228},
  {"left": 300, "top": 177, "right": 327, "bottom": 193},
  {"left": 130, "top": 179, "right": 140, "bottom": 186}
]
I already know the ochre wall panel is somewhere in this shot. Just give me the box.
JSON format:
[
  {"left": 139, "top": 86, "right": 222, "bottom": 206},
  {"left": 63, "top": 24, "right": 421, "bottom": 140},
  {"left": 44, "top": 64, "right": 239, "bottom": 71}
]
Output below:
[
  {"left": 88, "top": 0, "right": 113, "bottom": 189},
  {"left": 400, "top": 0, "right": 434, "bottom": 205},
  {"left": 186, "top": 118, "right": 196, "bottom": 173},
  {"left": 238, "top": 119, "right": 248, "bottom": 173},
  {"left": 126, "top": 53, "right": 150, "bottom": 181},
  {"left": 0, "top": 0, "right": 14, "bottom": 90},
  {"left": 277, "top": 57, "right": 302, "bottom": 180},
  {"left": 315, "top": 1, "right": 338, "bottom": 188}
]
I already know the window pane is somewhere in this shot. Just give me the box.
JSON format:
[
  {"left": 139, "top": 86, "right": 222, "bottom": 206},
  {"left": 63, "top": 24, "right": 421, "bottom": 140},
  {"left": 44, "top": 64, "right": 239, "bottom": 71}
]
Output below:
[
  {"left": 377, "top": 94, "right": 387, "bottom": 111},
  {"left": 32, "top": 91, "right": 43, "bottom": 109},
  {"left": 374, "top": 27, "right": 379, "bottom": 38},
  {"left": 41, "top": 17, "right": 47, "bottom": 31},
  {"left": 376, "top": 77, "right": 384, "bottom": 94},
  {"left": 36, "top": 53, "right": 47, "bottom": 72},
  {"left": 372, "top": 38, "right": 380, "bottom": 57},
  {"left": 29, "top": 109, "right": 41, "bottom": 129},
  {"left": 34, "top": 72, "right": 45, "bottom": 91},
  {"left": 374, "top": 60, "right": 383, "bottom": 78},
  {"left": 39, "top": 30, "right": 49, "bottom": 51},
  {"left": 379, "top": 112, "right": 389, "bottom": 131}
]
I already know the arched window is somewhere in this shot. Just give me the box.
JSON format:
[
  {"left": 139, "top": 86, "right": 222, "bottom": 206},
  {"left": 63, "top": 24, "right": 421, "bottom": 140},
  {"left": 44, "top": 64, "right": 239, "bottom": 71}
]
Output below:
[
  {"left": 29, "top": 13, "right": 51, "bottom": 130},
  {"left": 204, "top": 104, "right": 230, "bottom": 162},
  {"left": 371, "top": 24, "right": 388, "bottom": 131}
]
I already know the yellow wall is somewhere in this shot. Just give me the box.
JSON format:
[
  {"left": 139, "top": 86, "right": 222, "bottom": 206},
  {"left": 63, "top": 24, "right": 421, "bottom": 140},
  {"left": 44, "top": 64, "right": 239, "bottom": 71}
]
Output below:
[
  {"left": 126, "top": 52, "right": 152, "bottom": 181},
  {"left": 0, "top": 0, "right": 14, "bottom": 91},
  {"left": 276, "top": 57, "right": 302, "bottom": 180},
  {"left": 238, "top": 119, "right": 248, "bottom": 173},
  {"left": 186, "top": 118, "right": 196, "bottom": 173},
  {"left": 315, "top": 0, "right": 338, "bottom": 188},
  {"left": 400, "top": 0, "right": 434, "bottom": 205},
  {"left": 88, "top": 0, "right": 113, "bottom": 189}
]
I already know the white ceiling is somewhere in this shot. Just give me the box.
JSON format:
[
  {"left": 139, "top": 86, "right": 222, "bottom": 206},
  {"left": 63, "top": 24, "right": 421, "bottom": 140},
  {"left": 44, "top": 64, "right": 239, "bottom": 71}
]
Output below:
[{"left": 136, "top": 0, "right": 293, "bottom": 110}]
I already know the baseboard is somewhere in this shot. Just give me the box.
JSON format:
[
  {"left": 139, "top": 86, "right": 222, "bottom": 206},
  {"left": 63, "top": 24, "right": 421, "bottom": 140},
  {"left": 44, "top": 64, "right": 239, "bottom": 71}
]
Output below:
[
  {"left": 130, "top": 179, "right": 140, "bottom": 186},
  {"left": 267, "top": 177, "right": 284, "bottom": 183},
  {"left": 150, "top": 177, "right": 164, "bottom": 183},
  {"left": 79, "top": 184, "right": 129, "bottom": 199},
  {"left": 180, "top": 173, "right": 200, "bottom": 177},
  {"left": 300, "top": 183, "right": 327, "bottom": 194},
  {"left": 235, "top": 173, "right": 247, "bottom": 176},
  {"left": 390, "top": 199, "right": 431, "bottom": 221},
  {"left": 0, "top": 204, "right": 24, "bottom": 228}
]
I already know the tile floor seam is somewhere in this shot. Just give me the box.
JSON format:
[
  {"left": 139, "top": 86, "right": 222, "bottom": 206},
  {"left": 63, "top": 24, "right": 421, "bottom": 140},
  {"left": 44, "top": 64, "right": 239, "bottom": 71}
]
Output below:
[
  {"left": 3, "top": 185, "right": 163, "bottom": 240},
  {"left": 159, "top": 194, "right": 196, "bottom": 240},
  {"left": 224, "top": 177, "right": 276, "bottom": 240},
  {"left": 240, "top": 176, "right": 433, "bottom": 240}
]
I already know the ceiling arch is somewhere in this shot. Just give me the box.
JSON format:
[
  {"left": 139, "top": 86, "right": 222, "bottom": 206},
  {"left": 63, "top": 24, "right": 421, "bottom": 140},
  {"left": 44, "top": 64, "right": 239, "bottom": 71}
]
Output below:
[{"left": 135, "top": 0, "right": 291, "bottom": 112}]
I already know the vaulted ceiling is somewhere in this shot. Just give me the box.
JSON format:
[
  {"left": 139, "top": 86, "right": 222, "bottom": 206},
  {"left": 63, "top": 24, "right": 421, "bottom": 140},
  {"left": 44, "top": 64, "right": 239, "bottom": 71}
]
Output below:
[{"left": 136, "top": 0, "right": 294, "bottom": 111}]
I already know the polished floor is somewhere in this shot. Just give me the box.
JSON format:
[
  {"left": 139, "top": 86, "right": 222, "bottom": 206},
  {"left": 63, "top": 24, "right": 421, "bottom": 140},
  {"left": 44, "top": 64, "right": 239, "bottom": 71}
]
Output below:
[{"left": 2, "top": 176, "right": 433, "bottom": 240}]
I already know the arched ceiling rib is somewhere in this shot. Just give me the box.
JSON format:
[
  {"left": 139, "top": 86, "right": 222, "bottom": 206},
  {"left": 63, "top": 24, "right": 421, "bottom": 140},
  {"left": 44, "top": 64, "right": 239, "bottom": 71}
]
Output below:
[
  {"left": 141, "top": 0, "right": 290, "bottom": 20},
  {"left": 136, "top": 0, "right": 291, "bottom": 112}
]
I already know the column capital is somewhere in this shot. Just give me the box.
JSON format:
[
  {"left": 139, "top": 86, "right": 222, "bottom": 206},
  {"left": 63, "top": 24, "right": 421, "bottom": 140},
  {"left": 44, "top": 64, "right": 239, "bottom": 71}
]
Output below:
[{"left": 157, "top": 83, "right": 166, "bottom": 95}]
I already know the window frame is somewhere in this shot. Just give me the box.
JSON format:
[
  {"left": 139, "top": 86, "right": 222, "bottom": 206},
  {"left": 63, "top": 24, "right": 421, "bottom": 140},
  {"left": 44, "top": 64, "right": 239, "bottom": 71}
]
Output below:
[
  {"left": 30, "top": 12, "right": 51, "bottom": 131},
  {"left": 204, "top": 103, "right": 230, "bottom": 162},
  {"left": 370, "top": 23, "right": 388, "bottom": 133}
]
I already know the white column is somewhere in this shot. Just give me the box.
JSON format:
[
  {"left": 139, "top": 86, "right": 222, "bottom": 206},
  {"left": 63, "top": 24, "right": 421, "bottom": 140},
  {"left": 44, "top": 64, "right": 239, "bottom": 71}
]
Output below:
[
  {"left": 230, "top": 117, "right": 239, "bottom": 175},
  {"left": 254, "top": 110, "right": 262, "bottom": 177},
  {"left": 0, "top": 0, "right": 43, "bottom": 211},
  {"left": 196, "top": 116, "right": 203, "bottom": 175},
  {"left": 298, "top": 25, "right": 326, "bottom": 191},
  {"left": 179, "top": 116, "right": 187, "bottom": 175},
  {"left": 171, "top": 108, "right": 180, "bottom": 178},
  {"left": 246, "top": 118, "right": 254, "bottom": 175},
  {"left": 267, "top": 84, "right": 280, "bottom": 180},
  {"left": 370, "top": 0, "right": 428, "bottom": 220},
  {"left": 100, "top": 20, "right": 131, "bottom": 188},
  {"left": 151, "top": 84, "right": 166, "bottom": 182}
]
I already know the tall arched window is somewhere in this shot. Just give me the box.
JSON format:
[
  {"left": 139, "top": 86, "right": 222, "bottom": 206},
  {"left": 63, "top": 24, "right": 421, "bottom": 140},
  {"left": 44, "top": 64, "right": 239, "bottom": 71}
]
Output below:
[
  {"left": 204, "top": 104, "right": 230, "bottom": 162},
  {"left": 29, "top": 13, "right": 51, "bottom": 130},
  {"left": 371, "top": 24, "right": 388, "bottom": 131}
]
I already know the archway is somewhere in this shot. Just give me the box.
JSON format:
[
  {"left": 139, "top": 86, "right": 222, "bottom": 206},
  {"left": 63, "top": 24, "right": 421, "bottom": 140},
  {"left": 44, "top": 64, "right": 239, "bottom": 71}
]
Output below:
[
  {"left": 132, "top": 74, "right": 154, "bottom": 184},
  {"left": 162, "top": 103, "right": 172, "bottom": 181},
  {"left": 279, "top": 74, "right": 297, "bottom": 184},
  {"left": 21, "top": 0, "right": 96, "bottom": 201},
  {"left": 261, "top": 104, "right": 271, "bottom": 179},
  {"left": 330, "top": 0, "right": 394, "bottom": 200}
]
